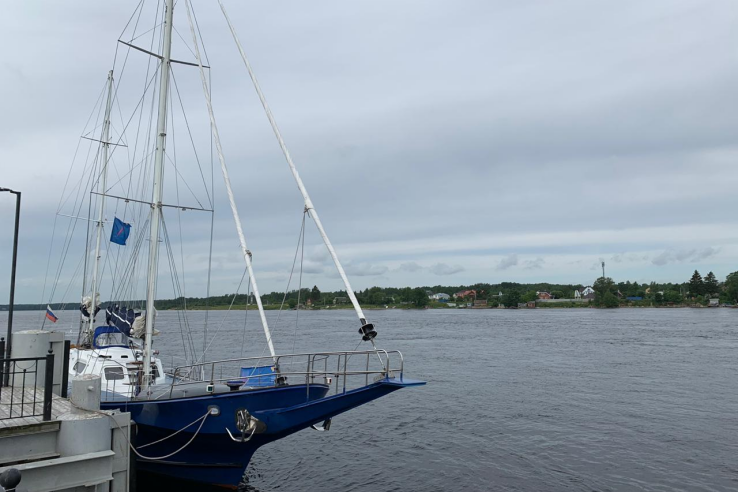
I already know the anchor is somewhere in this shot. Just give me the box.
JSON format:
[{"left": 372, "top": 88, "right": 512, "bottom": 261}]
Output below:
[{"left": 226, "top": 408, "right": 260, "bottom": 443}]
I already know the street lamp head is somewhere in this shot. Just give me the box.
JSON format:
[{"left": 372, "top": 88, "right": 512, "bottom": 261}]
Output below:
[{"left": 0, "top": 188, "right": 19, "bottom": 194}]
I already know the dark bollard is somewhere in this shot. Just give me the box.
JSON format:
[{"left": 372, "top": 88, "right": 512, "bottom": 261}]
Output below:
[
  {"left": 0, "top": 467, "right": 22, "bottom": 491},
  {"left": 43, "top": 351, "right": 54, "bottom": 421}
]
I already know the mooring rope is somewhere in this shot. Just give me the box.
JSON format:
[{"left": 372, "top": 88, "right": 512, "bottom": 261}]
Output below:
[{"left": 69, "top": 399, "right": 212, "bottom": 461}]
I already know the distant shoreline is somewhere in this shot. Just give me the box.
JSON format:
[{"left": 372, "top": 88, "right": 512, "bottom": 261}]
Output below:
[{"left": 2, "top": 304, "right": 735, "bottom": 313}]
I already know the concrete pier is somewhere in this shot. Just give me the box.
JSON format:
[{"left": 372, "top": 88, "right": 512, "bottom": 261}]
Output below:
[{"left": 0, "top": 331, "right": 131, "bottom": 492}]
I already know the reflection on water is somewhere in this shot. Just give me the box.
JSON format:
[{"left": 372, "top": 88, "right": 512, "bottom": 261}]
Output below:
[{"left": 4, "top": 308, "right": 737, "bottom": 491}]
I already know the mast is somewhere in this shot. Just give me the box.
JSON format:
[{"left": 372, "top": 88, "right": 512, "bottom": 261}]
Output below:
[
  {"left": 88, "top": 70, "right": 114, "bottom": 327},
  {"left": 184, "top": 1, "right": 277, "bottom": 361},
  {"left": 143, "top": 0, "right": 174, "bottom": 390},
  {"left": 218, "top": 0, "right": 377, "bottom": 344}
]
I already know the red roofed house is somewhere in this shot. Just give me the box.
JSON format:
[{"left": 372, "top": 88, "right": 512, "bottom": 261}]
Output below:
[{"left": 454, "top": 290, "right": 476, "bottom": 300}]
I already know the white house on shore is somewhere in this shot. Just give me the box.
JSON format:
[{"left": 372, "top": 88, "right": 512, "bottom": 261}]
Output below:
[
  {"left": 580, "top": 286, "right": 595, "bottom": 300},
  {"left": 429, "top": 293, "right": 451, "bottom": 301}
]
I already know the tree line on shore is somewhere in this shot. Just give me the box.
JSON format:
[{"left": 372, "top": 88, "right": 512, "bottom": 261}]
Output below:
[
  {"left": 118, "top": 268, "right": 738, "bottom": 310},
  {"left": 5, "top": 270, "right": 737, "bottom": 312}
]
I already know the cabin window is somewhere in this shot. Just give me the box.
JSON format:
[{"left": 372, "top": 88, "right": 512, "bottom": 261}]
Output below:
[
  {"left": 104, "top": 366, "right": 125, "bottom": 381},
  {"left": 73, "top": 361, "right": 86, "bottom": 373}
]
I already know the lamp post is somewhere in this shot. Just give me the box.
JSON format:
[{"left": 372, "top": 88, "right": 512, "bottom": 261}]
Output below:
[{"left": 1, "top": 188, "right": 20, "bottom": 371}]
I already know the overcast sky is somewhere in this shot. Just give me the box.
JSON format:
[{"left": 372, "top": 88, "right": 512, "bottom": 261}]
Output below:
[{"left": 1, "top": 0, "right": 737, "bottom": 305}]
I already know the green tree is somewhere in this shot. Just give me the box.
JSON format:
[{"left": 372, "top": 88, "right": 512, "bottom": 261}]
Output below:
[
  {"left": 399, "top": 287, "right": 414, "bottom": 303},
  {"left": 371, "top": 291, "right": 386, "bottom": 305},
  {"left": 288, "top": 298, "right": 297, "bottom": 309},
  {"left": 688, "top": 270, "right": 704, "bottom": 297},
  {"left": 503, "top": 290, "right": 521, "bottom": 308},
  {"left": 724, "top": 271, "right": 738, "bottom": 303},
  {"left": 704, "top": 272, "right": 719, "bottom": 296},
  {"left": 521, "top": 290, "right": 537, "bottom": 303},
  {"left": 413, "top": 288, "right": 429, "bottom": 307},
  {"left": 310, "top": 285, "right": 321, "bottom": 304},
  {"left": 593, "top": 276, "right": 615, "bottom": 295},
  {"left": 593, "top": 276, "right": 615, "bottom": 307},
  {"left": 602, "top": 291, "right": 619, "bottom": 308},
  {"left": 551, "top": 290, "right": 565, "bottom": 299},
  {"left": 663, "top": 290, "right": 682, "bottom": 304}
]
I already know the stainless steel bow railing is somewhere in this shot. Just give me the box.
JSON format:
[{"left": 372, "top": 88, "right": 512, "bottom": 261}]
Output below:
[{"left": 167, "top": 349, "right": 405, "bottom": 398}]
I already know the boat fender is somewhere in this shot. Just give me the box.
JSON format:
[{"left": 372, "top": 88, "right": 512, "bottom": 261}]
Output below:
[{"left": 358, "top": 323, "right": 377, "bottom": 341}]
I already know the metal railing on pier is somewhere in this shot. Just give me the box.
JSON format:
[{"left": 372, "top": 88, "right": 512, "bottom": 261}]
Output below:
[{"left": 0, "top": 340, "right": 54, "bottom": 421}]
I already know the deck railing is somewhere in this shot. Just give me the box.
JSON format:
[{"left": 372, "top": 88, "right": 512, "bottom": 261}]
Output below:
[
  {"left": 0, "top": 342, "right": 54, "bottom": 421},
  {"left": 164, "top": 349, "right": 405, "bottom": 399},
  {"left": 96, "top": 349, "right": 405, "bottom": 402}
]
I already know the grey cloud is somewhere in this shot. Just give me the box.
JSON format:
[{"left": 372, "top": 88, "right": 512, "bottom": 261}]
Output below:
[
  {"left": 343, "top": 262, "right": 388, "bottom": 277},
  {"left": 694, "top": 247, "right": 720, "bottom": 261},
  {"left": 396, "top": 262, "right": 423, "bottom": 273},
  {"left": 651, "top": 251, "right": 671, "bottom": 266},
  {"left": 496, "top": 254, "right": 518, "bottom": 271},
  {"left": 301, "top": 262, "right": 325, "bottom": 274},
  {"left": 651, "top": 247, "right": 720, "bottom": 266},
  {"left": 523, "top": 258, "right": 545, "bottom": 270},
  {"left": 428, "top": 263, "right": 464, "bottom": 276},
  {"left": 674, "top": 249, "right": 696, "bottom": 262}
]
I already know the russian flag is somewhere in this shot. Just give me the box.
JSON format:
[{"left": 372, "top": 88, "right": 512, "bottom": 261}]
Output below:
[{"left": 45, "top": 305, "right": 58, "bottom": 323}]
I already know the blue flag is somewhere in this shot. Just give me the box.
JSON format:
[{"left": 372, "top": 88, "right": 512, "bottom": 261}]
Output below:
[{"left": 110, "top": 217, "right": 131, "bottom": 245}]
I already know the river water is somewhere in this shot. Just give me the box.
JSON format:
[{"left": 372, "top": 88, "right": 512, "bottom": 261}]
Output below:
[{"left": 3, "top": 307, "right": 737, "bottom": 491}]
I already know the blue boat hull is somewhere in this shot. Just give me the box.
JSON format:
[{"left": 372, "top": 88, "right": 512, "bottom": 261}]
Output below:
[{"left": 102, "top": 377, "right": 424, "bottom": 488}]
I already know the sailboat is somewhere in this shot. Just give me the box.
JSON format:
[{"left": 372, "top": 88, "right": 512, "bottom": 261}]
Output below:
[{"left": 51, "top": 0, "right": 424, "bottom": 488}]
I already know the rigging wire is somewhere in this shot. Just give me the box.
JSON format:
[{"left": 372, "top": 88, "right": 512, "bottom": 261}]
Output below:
[
  {"left": 192, "top": 0, "right": 216, "bottom": 360},
  {"left": 292, "top": 212, "right": 307, "bottom": 355},
  {"left": 128, "top": 22, "right": 163, "bottom": 43},
  {"left": 168, "top": 78, "right": 198, "bottom": 365},
  {"left": 241, "top": 210, "right": 307, "bottom": 372},
  {"left": 113, "top": 2, "right": 163, "bottom": 310},
  {"left": 117, "top": 0, "right": 145, "bottom": 44},
  {"left": 38, "top": 77, "right": 109, "bottom": 321},
  {"left": 184, "top": 0, "right": 277, "bottom": 360},
  {"left": 110, "top": 1, "right": 161, "bottom": 313},
  {"left": 47, "top": 111, "right": 106, "bottom": 308},
  {"left": 197, "top": 268, "right": 249, "bottom": 363},
  {"left": 169, "top": 67, "right": 212, "bottom": 206},
  {"left": 240, "top": 278, "right": 252, "bottom": 357},
  {"left": 161, "top": 215, "right": 199, "bottom": 363}
]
